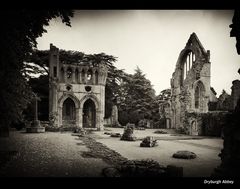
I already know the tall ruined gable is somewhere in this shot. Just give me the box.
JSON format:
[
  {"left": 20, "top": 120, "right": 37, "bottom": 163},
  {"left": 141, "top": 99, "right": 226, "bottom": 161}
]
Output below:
[
  {"left": 170, "top": 33, "right": 211, "bottom": 132},
  {"left": 171, "top": 33, "right": 210, "bottom": 90}
]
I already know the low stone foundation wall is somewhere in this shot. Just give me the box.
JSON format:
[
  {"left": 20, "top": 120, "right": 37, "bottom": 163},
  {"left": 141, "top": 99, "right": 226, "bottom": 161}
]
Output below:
[{"left": 185, "top": 111, "right": 230, "bottom": 136}]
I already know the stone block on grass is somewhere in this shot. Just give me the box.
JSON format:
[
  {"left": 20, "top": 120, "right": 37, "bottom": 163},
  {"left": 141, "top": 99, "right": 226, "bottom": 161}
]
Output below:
[
  {"left": 172, "top": 151, "right": 197, "bottom": 159},
  {"left": 140, "top": 136, "right": 158, "bottom": 147}
]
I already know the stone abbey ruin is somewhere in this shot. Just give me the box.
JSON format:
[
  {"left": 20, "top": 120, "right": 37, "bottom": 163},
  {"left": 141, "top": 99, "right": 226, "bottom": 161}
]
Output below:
[
  {"left": 48, "top": 33, "right": 240, "bottom": 136},
  {"left": 159, "top": 33, "right": 240, "bottom": 136},
  {"left": 49, "top": 44, "right": 108, "bottom": 130}
]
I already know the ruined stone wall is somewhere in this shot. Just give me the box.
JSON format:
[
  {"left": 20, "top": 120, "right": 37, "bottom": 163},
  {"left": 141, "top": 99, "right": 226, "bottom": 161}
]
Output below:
[{"left": 169, "top": 33, "right": 211, "bottom": 135}]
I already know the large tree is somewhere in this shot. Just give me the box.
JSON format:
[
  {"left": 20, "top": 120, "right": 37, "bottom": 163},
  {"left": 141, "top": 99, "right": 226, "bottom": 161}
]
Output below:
[
  {"left": 0, "top": 10, "right": 74, "bottom": 137},
  {"left": 117, "top": 67, "right": 160, "bottom": 126}
]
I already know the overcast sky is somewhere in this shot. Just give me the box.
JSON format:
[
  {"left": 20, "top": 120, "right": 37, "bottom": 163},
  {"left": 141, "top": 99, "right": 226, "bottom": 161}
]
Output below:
[{"left": 37, "top": 10, "right": 240, "bottom": 96}]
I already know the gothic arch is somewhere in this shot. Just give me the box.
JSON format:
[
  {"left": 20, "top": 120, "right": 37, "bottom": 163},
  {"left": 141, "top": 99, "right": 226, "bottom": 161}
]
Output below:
[
  {"left": 79, "top": 94, "right": 99, "bottom": 110},
  {"left": 179, "top": 49, "right": 196, "bottom": 85},
  {"left": 193, "top": 80, "right": 206, "bottom": 110},
  {"left": 58, "top": 93, "right": 80, "bottom": 108}
]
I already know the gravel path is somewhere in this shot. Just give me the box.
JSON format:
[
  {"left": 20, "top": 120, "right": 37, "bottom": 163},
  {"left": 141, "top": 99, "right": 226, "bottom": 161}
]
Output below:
[{"left": 0, "top": 131, "right": 110, "bottom": 177}]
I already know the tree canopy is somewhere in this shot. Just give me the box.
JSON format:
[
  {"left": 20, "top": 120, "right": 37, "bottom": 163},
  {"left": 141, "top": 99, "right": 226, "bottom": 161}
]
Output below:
[
  {"left": 117, "top": 67, "right": 160, "bottom": 126},
  {"left": 0, "top": 10, "right": 73, "bottom": 136},
  {"left": 25, "top": 50, "right": 161, "bottom": 127}
]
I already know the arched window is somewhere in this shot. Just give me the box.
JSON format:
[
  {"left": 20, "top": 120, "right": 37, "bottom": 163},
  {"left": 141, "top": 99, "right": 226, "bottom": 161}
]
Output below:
[
  {"left": 181, "top": 51, "right": 195, "bottom": 85},
  {"left": 67, "top": 67, "right": 72, "bottom": 79},
  {"left": 83, "top": 99, "right": 96, "bottom": 128},
  {"left": 62, "top": 98, "right": 76, "bottom": 123},
  {"left": 87, "top": 69, "right": 92, "bottom": 84},
  {"left": 195, "top": 85, "right": 200, "bottom": 109},
  {"left": 194, "top": 81, "right": 205, "bottom": 110}
]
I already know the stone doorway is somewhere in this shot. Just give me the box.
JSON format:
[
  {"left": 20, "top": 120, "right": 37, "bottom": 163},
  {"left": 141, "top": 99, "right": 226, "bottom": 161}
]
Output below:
[
  {"left": 83, "top": 99, "right": 96, "bottom": 128},
  {"left": 62, "top": 98, "right": 76, "bottom": 125},
  {"left": 191, "top": 121, "right": 198, "bottom": 135}
]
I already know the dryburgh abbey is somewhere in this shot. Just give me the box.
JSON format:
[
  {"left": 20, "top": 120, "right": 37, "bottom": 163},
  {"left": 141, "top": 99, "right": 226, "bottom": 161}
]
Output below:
[{"left": 49, "top": 33, "right": 240, "bottom": 134}]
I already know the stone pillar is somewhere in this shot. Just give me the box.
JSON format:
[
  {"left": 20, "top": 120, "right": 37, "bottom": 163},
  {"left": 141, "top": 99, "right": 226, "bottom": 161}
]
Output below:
[
  {"left": 76, "top": 108, "right": 80, "bottom": 127},
  {"left": 111, "top": 105, "right": 119, "bottom": 126},
  {"left": 185, "top": 61, "right": 187, "bottom": 78},
  {"left": 92, "top": 69, "right": 96, "bottom": 85},
  {"left": 79, "top": 108, "right": 83, "bottom": 128},
  {"left": 79, "top": 68, "right": 82, "bottom": 84},
  {"left": 188, "top": 54, "right": 190, "bottom": 71},
  {"left": 26, "top": 93, "right": 45, "bottom": 133},
  {"left": 34, "top": 95, "right": 39, "bottom": 121},
  {"left": 58, "top": 107, "right": 62, "bottom": 127},
  {"left": 72, "top": 67, "right": 76, "bottom": 83},
  {"left": 192, "top": 52, "right": 194, "bottom": 65},
  {"left": 84, "top": 68, "right": 88, "bottom": 84}
]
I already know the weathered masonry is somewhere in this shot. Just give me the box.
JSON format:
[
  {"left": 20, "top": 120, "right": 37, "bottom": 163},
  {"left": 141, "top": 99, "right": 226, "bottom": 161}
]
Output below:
[
  {"left": 168, "top": 33, "right": 216, "bottom": 135},
  {"left": 49, "top": 44, "right": 108, "bottom": 130}
]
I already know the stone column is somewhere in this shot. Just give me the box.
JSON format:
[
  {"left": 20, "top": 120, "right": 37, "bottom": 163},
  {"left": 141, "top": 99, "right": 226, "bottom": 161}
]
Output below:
[
  {"left": 58, "top": 107, "right": 62, "bottom": 127},
  {"left": 92, "top": 69, "right": 96, "bottom": 85},
  {"left": 185, "top": 61, "right": 188, "bottom": 79},
  {"left": 111, "top": 105, "right": 119, "bottom": 126},
  {"left": 72, "top": 67, "right": 76, "bottom": 83},
  {"left": 79, "top": 68, "right": 82, "bottom": 84},
  {"left": 26, "top": 93, "right": 45, "bottom": 133},
  {"left": 33, "top": 93, "right": 41, "bottom": 127},
  {"left": 34, "top": 95, "right": 38, "bottom": 121},
  {"left": 76, "top": 108, "right": 80, "bottom": 127},
  {"left": 188, "top": 54, "right": 191, "bottom": 71},
  {"left": 79, "top": 108, "right": 83, "bottom": 128},
  {"left": 84, "top": 68, "right": 88, "bottom": 84}
]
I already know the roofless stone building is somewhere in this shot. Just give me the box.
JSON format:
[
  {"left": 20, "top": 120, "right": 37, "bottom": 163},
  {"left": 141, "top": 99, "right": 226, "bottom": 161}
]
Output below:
[
  {"left": 160, "top": 33, "right": 219, "bottom": 135},
  {"left": 49, "top": 44, "right": 108, "bottom": 130}
]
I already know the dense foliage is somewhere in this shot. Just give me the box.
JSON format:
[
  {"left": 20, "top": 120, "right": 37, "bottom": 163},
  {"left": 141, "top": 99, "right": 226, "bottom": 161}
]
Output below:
[{"left": 0, "top": 10, "right": 73, "bottom": 136}]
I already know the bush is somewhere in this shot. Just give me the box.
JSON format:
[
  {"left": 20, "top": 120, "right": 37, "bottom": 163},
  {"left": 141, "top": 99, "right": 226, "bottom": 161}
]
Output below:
[
  {"left": 11, "top": 121, "right": 26, "bottom": 131},
  {"left": 45, "top": 125, "right": 60, "bottom": 132},
  {"left": 176, "top": 127, "right": 187, "bottom": 134},
  {"left": 154, "top": 130, "right": 168, "bottom": 134}
]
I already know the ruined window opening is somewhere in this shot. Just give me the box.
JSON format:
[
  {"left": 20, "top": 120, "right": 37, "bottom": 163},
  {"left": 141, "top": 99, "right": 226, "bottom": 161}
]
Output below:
[
  {"left": 63, "top": 98, "right": 76, "bottom": 121},
  {"left": 53, "top": 66, "right": 57, "bottom": 77},
  {"left": 67, "top": 67, "right": 72, "bottom": 79},
  {"left": 195, "top": 85, "right": 200, "bottom": 109},
  {"left": 182, "top": 51, "right": 195, "bottom": 83},
  {"left": 75, "top": 69, "right": 79, "bottom": 83},
  {"left": 87, "top": 70, "right": 92, "bottom": 80},
  {"left": 87, "top": 70, "right": 93, "bottom": 84}
]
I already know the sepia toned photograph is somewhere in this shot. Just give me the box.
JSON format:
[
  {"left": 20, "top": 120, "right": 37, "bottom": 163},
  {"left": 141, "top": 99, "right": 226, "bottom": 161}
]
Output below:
[{"left": 0, "top": 9, "right": 239, "bottom": 183}]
